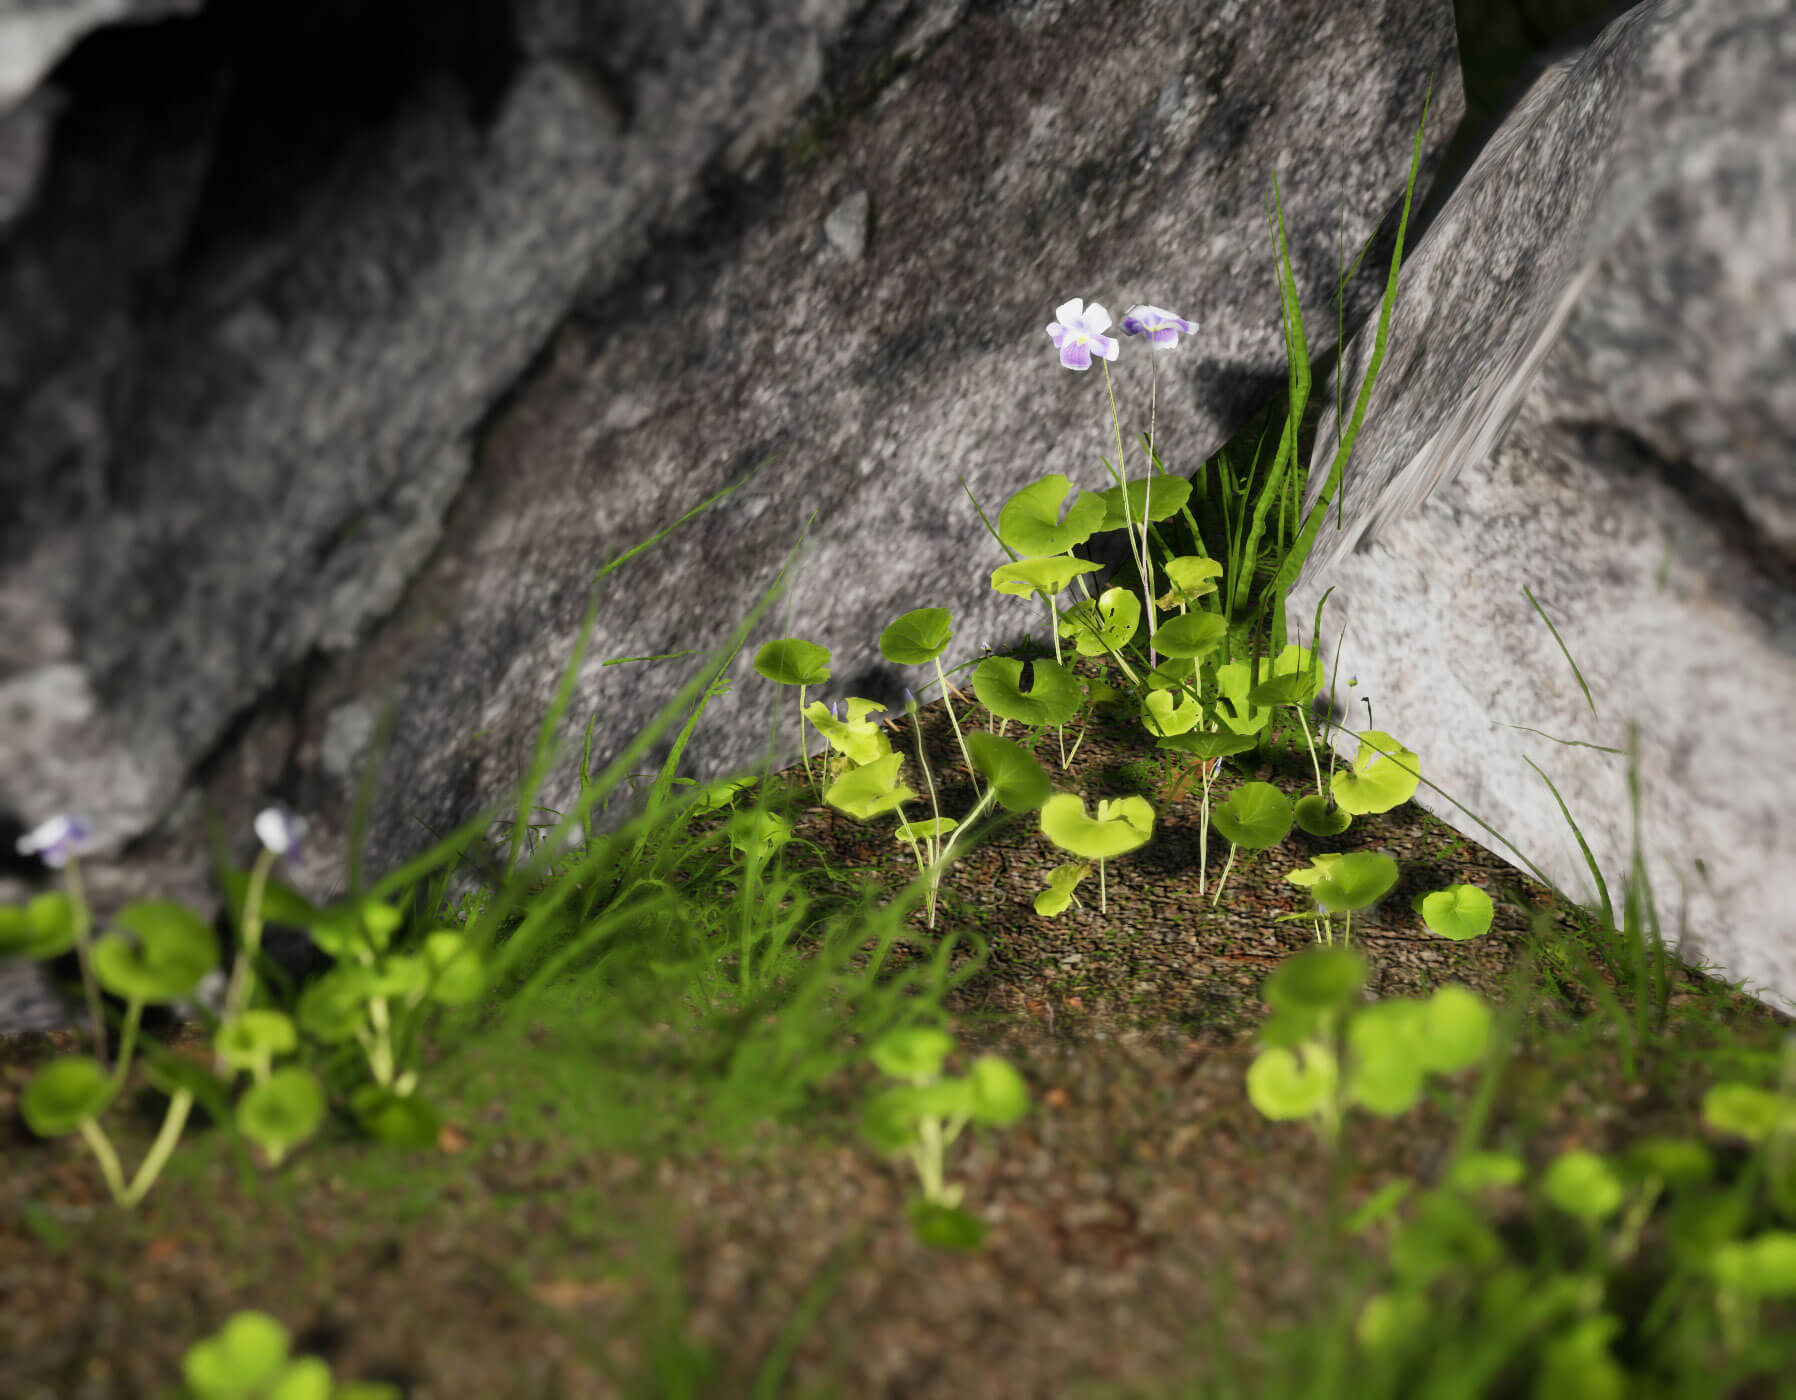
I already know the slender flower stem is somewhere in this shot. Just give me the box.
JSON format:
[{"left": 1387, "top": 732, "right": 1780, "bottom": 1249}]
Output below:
[
  {"left": 1098, "top": 352, "right": 1162, "bottom": 672},
  {"left": 60, "top": 855, "right": 110, "bottom": 1071},
  {"left": 214, "top": 845, "right": 278, "bottom": 1077}
]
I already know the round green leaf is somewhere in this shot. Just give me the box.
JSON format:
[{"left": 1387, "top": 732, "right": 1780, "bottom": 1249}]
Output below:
[
  {"left": 1262, "top": 945, "right": 1366, "bottom": 1013},
  {"left": 0, "top": 892, "right": 79, "bottom": 960},
  {"left": 1147, "top": 607, "right": 1228, "bottom": 660},
  {"left": 877, "top": 607, "right": 954, "bottom": 665},
  {"left": 295, "top": 967, "right": 375, "bottom": 1043},
  {"left": 1157, "top": 554, "right": 1225, "bottom": 608},
  {"left": 1702, "top": 1082, "right": 1796, "bottom": 1144},
  {"left": 1292, "top": 793, "right": 1353, "bottom": 838},
  {"left": 908, "top": 1198, "right": 988, "bottom": 1252},
  {"left": 1245, "top": 1042, "right": 1337, "bottom": 1121},
  {"left": 1345, "top": 1053, "right": 1426, "bottom": 1118},
  {"left": 868, "top": 1026, "right": 956, "bottom": 1082},
  {"left": 1087, "top": 472, "right": 1193, "bottom": 532},
  {"left": 1139, "top": 683, "right": 1206, "bottom": 739},
  {"left": 1441, "top": 1150, "right": 1525, "bottom": 1195},
  {"left": 721, "top": 807, "right": 794, "bottom": 868},
  {"left": 266, "top": 1357, "right": 335, "bottom": 1400},
  {"left": 365, "top": 952, "right": 427, "bottom": 1001},
  {"left": 1415, "top": 883, "right": 1495, "bottom": 940},
  {"left": 822, "top": 751, "right": 917, "bottom": 821},
  {"left": 1706, "top": 1231, "right": 1796, "bottom": 1298},
  {"left": 859, "top": 1085, "right": 931, "bottom": 1155},
  {"left": 356, "top": 899, "right": 403, "bottom": 952},
  {"left": 1416, "top": 985, "right": 1492, "bottom": 1074},
  {"left": 1329, "top": 731, "right": 1420, "bottom": 814},
  {"left": 965, "top": 1055, "right": 1029, "bottom": 1125},
  {"left": 969, "top": 654, "right": 1087, "bottom": 730},
  {"left": 94, "top": 900, "right": 220, "bottom": 1003},
  {"left": 993, "top": 473, "right": 1110, "bottom": 558},
  {"left": 1346, "top": 998, "right": 1430, "bottom": 1065},
  {"left": 305, "top": 907, "right": 366, "bottom": 960},
  {"left": 1618, "top": 1136, "right": 1714, "bottom": 1191},
  {"left": 1354, "top": 1289, "right": 1432, "bottom": 1360},
  {"left": 752, "top": 636, "right": 833, "bottom": 687},
  {"left": 961, "top": 730, "right": 1053, "bottom": 813},
  {"left": 420, "top": 931, "right": 487, "bottom": 1006},
  {"left": 236, "top": 1068, "right": 326, "bottom": 1153},
  {"left": 181, "top": 1309, "right": 291, "bottom": 1393},
  {"left": 215, "top": 1009, "right": 300, "bottom": 1070},
  {"left": 1208, "top": 781, "right": 1294, "bottom": 851},
  {"left": 349, "top": 1084, "right": 441, "bottom": 1148},
  {"left": 21, "top": 1056, "right": 122, "bottom": 1136},
  {"left": 1039, "top": 791, "right": 1154, "bottom": 861},
  {"left": 1541, "top": 1150, "right": 1625, "bottom": 1223},
  {"left": 1306, "top": 850, "right": 1398, "bottom": 916},
  {"left": 1056, "top": 587, "right": 1142, "bottom": 659}
]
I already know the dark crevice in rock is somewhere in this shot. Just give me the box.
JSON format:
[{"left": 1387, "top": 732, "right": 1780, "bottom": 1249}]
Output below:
[
  {"left": 1402, "top": 0, "right": 1649, "bottom": 262},
  {"left": 1556, "top": 418, "right": 1796, "bottom": 604}
]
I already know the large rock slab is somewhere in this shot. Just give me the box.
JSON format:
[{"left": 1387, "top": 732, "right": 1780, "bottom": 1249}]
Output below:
[
  {"left": 0, "top": 0, "right": 205, "bottom": 224},
  {"left": 1283, "top": 0, "right": 1796, "bottom": 1017},
  {"left": 0, "top": 0, "right": 204, "bottom": 109},
  {"left": 0, "top": 0, "right": 1465, "bottom": 1029}
]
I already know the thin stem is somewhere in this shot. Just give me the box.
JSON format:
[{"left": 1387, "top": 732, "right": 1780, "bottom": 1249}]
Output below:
[
  {"left": 1098, "top": 356, "right": 1161, "bottom": 674},
  {"left": 62, "top": 856, "right": 109, "bottom": 1071}
]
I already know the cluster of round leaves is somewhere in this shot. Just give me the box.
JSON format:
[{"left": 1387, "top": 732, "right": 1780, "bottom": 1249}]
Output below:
[
  {"left": 171, "top": 1308, "right": 397, "bottom": 1400},
  {"left": 744, "top": 464, "right": 1497, "bottom": 944},
  {"left": 857, "top": 1025, "right": 1030, "bottom": 1252},
  {"left": 3, "top": 885, "right": 489, "bottom": 1204}
]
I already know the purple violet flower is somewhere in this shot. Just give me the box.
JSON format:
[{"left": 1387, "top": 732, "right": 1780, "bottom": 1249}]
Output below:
[{"left": 15, "top": 814, "right": 93, "bottom": 869}]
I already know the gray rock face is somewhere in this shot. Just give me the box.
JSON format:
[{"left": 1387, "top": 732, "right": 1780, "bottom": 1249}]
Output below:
[
  {"left": 0, "top": 0, "right": 205, "bottom": 225},
  {"left": 0, "top": 0, "right": 205, "bottom": 108},
  {"left": 0, "top": 0, "right": 1466, "bottom": 1030},
  {"left": 1284, "top": 0, "right": 1796, "bottom": 1017}
]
